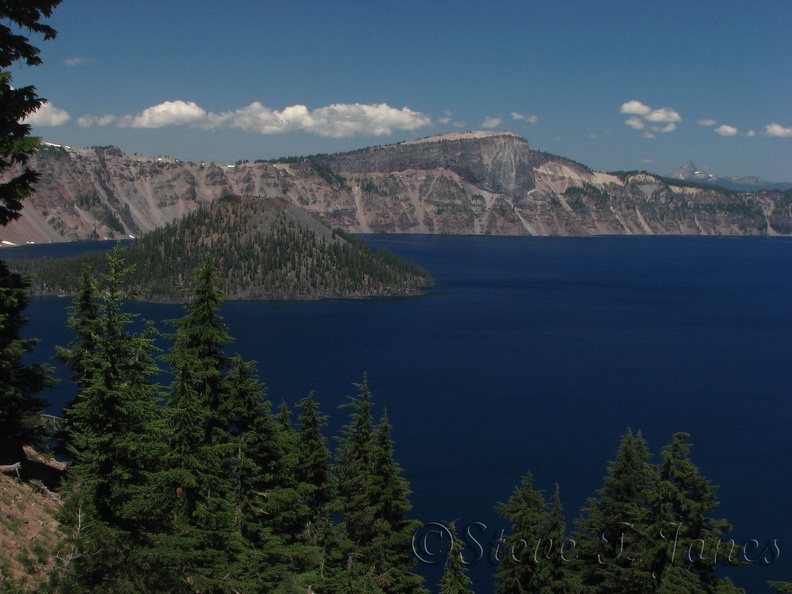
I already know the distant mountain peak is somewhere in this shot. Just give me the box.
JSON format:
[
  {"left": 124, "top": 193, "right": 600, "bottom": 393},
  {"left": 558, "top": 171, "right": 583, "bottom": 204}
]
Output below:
[
  {"left": 669, "top": 161, "right": 792, "bottom": 191},
  {"left": 669, "top": 161, "right": 714, "bottom": 181}
]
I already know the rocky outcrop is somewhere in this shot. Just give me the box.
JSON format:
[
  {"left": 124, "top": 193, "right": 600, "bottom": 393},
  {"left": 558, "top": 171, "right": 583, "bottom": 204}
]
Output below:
[{"left": 1, "top": 134, "right": 790, "bottom": 245}]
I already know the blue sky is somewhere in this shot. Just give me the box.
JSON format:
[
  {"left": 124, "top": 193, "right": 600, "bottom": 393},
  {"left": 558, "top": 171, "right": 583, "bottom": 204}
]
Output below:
[{"left": 16, "top": 0, "right": 792, "bottom": 180}]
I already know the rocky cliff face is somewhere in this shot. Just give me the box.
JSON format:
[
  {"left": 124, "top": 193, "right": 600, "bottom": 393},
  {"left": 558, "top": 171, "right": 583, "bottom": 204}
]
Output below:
[{"left": 1, "top": 133, "right": 790, "bottom": 245}]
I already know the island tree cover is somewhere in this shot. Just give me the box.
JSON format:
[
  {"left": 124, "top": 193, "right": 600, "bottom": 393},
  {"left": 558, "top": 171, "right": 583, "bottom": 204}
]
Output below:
[
  {"left": 0, "top": 0, "right": 61, "bottom": 465},
  {"left": 11, "top": 195, "right": 434, "bottom": 301}
]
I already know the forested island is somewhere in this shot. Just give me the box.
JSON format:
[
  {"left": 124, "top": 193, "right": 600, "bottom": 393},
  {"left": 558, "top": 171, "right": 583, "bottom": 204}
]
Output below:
[{"left": 8, "top": 195, "right": 433, "bottom": 301}]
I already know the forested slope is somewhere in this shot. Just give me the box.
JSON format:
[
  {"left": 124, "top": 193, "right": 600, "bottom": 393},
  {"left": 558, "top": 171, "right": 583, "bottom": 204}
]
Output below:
[{"left": 10, "top": 195, "right": 433, "bottom": 300}]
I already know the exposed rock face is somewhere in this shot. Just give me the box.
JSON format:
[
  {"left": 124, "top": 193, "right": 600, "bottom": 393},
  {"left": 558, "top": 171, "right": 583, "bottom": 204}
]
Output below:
[{"left": 1, "top": 134, "right": 790, "bottom": 244}]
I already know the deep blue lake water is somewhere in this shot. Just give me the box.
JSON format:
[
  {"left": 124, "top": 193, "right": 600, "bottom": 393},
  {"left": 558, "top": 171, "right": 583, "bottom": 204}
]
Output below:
[{"left": 7, "top": 235, "right": 792, "bottom": 592}]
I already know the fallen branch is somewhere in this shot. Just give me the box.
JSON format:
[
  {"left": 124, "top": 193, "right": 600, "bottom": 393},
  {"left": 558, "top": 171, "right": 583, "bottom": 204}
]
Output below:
[
  {"left": 30, "top": 479, "right": 62, "bottom": 504},
  {"left": 0, "top": 462, "right": 21, "bottom": 477}
]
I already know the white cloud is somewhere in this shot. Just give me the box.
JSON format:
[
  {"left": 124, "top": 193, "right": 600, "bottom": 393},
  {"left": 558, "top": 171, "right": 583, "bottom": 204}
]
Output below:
[
  {"left": 714, "top": 124, "right": 739, "bottom": 136},
  {"left": 438, "top": 116, "right": 452, "bottom": 124},
  {"left": 764, "top": 123, "right": 792, "bottom": 138},
  {"left": 511, "top": 111, "right": 539, "bottom": 124},
  {"left": 621, "top": 100, "right": 680, "bottom": 136},
  {"left": 652, "top": 123, "right": 677, "bottom": 133},
  {"left": 746, "top": 129, "right": 756, "bottom": 137},
  {"left": 625, "top": 116, "right": 645, "bottom": 130},
  {"left": 64, "top": 56, "right": 94, "bottom": 67},
  {"left": 645, "top": 107, "right": 681, "bottom": 124},
  {"left": 80, "top": 100, "right": 432, "bottom": 137},
  {"left": 620, "top": 100, "right": 652, "bottom": 116},
  {"left": 24, "top": 102, "right": 70, "bottom": 126},
  {"left": 481, "top": 116, "right": 502, "bottom": 129},
  {"left": 698, "top": 119, "right": 717, "bottom": 127},
  {"left": 119, "top": 100, "right": 208, "bottom": 129},
  {"left": 307, "top": 103, "right": 430, "bottom": 137},
  {"left": 77, "top": 114, "right": 118, "bottom": 127}
]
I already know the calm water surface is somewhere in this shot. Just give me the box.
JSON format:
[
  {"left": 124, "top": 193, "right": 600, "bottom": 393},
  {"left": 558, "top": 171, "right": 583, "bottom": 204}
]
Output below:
[{"left": 11, "top": 235, "right": 792, "bottom": 592}]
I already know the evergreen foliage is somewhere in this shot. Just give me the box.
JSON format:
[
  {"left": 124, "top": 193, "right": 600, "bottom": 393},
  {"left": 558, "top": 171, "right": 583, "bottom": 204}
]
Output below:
[
  {"left": 0, "top": 1, "right": 61, "bottom": 226},
  {"left": 335, "top": 376, "right": 428, "bottom": 593},
  {"left": 573, "top": 430, "right": 743, "bottom": 593},
  {"left": 13, "top": 196, "right": 433, "bottom": 300},
  {"left": 495, "top": 471, "right": 552, "bottom": 593},
  {"left": 0, "top": 260, "right": 54, "bottom": 463},
  {"left": 575, "top": 429, "right": 655, "bottom": 591},
  {"left": 8, "top": 246, "right": 750, "bottom": 593},
  {"left": 438, "top": 521, "right": 474, "bottom": 594},
  {"left": 0, "top": 0, "right": 59, "bottom": 466},
  {"left": 53, "top": 246, "right": 166, "bottom": 591},
  {"left": 494, "top": 430, "right": 746, "bottom": 593},
  {"left": 155, "top": 260, "right": 246, "bottom": 592}
]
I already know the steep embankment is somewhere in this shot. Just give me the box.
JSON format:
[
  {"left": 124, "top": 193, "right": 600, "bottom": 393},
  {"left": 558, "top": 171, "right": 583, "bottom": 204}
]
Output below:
[
  {"left": 1, "top": 134, "right": 790, "bottom": 244},
  {"left": 0, "top": 448, "right": 64, "bottom": 591}
]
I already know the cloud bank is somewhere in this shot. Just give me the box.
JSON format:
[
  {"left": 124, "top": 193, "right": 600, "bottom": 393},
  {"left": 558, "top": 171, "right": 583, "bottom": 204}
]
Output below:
[
  {"left": 511, "top": 111, "right": 539, "bottom": 124},
  {"left": 714, "top": 124, "right": 739, "bottom": 137},
  {"left": 77, "top": 100, "right": 432, "bottom": 137},
  {"left": 764, "top": 123, "right": 792, "bottom": 138},
  {"left": 620, "top": 100, "right": 681, "bottom": 137},
  {"left": 481, "top": 116, "right": 502, "bottom": 129},
  {"left": 24, "top": 102, "right": 71, "bottom": 126}
]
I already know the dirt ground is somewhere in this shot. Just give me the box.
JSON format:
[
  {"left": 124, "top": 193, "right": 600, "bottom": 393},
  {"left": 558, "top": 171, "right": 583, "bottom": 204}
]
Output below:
[{"left": 0, "top": 448, "right": 64, "bottom": 591}]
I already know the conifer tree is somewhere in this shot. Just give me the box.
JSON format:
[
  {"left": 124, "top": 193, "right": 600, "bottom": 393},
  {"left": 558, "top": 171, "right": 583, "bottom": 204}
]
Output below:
[
  {"left": 645, "top": 432, "right": 743, "bottom": 593},
  {"left": 54, "top": 247, "right": 165, "bottom": 591},
  {"left": 0, "top": 260, "right": 54, "bottom": 463},
  {"left": 54, "top": 266, "right": 100, "bottom": 456},
  {"left": 0, "top": 1, "right": 61, "bottom": 463},
  {"left": 227, "top": 357, "right": 287, "bottom": 590},
  {"left": 574, "top": 429, "right": 655, "bottom": 592},
  {"left": 156, "top": 260, "right": 244, "bottom": 592},
  {"left": 0, "top": 1, "right": 61, "bottom": 226},
  {"left": 368, "top": 409, "right": 426, "bottom": 593},
  {"left": 336, "top": 375, "right": 377, "bottom": 548},
  {"left": 438, "top": 521, "right": 474, "bottom": 594},
  {"left": 296, "top": 391, "right": 335, "bottom": 520},
  {"left": 542, "top": 484, "right": 581, "bottom": 593},
  {"left": 261, "top": 393, "right": 344, "bottom": 592},
  {"left": 335, "top": 376, "right": 427, "bottom": 593},
  {"left": 495, "top": 471, "right": 551, "bottom": 594}
]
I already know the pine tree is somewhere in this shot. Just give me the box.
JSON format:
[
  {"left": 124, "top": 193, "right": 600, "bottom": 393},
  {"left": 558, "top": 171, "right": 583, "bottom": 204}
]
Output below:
[
  {"left": 495, "top": 471, "right": 550, "bottom": 594},
  {"left": 156, "top": 260, "right": 245, "bottom": 592},
  {"left": 645, "top": 432, "right": 743, "bottom": 593},
  {"left": 335, "top": 376, "right": 427, "bottom": 593},
  {"left": 0, "top": 260, "right": 54, "bottom": 463},
  {"left": 542, "top": 484, "right": 581, "bottom": 593},
  {"left": 335, "top": 375, "right": 377, "bottom": 549},
  {"left": 227, "top": 357, "right": 287, "bottom": 590},
  {"left": 438, "top": 521, "right": 474, "bottom": 594},
  {"left": 54, "top": 266, "right": 100, "bottom": 456},
  {"left": 53, "top": 247, "right": 165, "bottom": 591},
  {"left": 0, "top": 1, "right": 61, "bottom": 226},
  {"left": 296, "top": 391, "right": 335, "bottom": 520},
  {"left": 574, "top": 429, "right": 655, "bottom": 592},
  {"left": 368, "top": 409, "right": 426, "bottom": 593}
]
